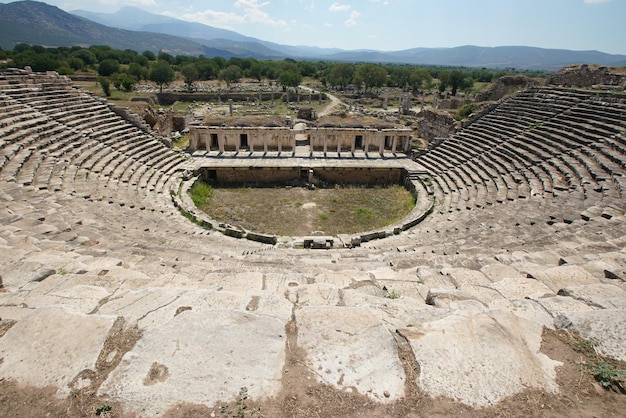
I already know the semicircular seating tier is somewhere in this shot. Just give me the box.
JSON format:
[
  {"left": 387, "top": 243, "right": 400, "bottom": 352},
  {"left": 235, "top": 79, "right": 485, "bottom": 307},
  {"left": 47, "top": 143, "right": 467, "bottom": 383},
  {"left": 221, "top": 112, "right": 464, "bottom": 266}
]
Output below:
[
  {"left": 1, "top": 69, "right": 625, "bottom": 414},
  {"left": 0, "top": 70, "right": 190, "bottom": 208},
  {"left": 416, "top": 87, "right": 626, "bottom": 218}
]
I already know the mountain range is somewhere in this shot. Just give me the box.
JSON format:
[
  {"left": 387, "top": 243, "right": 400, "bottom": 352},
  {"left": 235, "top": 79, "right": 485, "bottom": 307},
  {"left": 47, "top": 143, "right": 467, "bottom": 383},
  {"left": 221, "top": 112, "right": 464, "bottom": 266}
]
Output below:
[{"left": 2, "top": 1, "right": 626, "bottom": 70}]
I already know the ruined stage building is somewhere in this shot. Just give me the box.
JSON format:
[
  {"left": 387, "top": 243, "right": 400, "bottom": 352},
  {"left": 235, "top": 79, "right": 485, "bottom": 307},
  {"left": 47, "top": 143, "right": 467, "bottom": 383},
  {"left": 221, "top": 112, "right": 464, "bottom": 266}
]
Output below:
[{"left": 189, "top": 126, "right": 413, "bottom": 155}]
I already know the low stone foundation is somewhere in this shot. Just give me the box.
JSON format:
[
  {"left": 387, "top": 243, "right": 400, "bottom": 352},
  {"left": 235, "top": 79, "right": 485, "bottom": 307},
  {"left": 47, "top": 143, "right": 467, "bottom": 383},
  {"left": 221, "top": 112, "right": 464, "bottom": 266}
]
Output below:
[{"left": 198, "top": 166, "right": 404, "bottom": 186}]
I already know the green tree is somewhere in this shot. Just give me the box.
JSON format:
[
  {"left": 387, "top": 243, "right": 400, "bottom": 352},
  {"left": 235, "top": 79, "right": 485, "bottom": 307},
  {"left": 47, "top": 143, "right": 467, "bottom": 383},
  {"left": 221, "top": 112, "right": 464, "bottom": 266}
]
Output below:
[
  {"left": 127, "top": 62, "right": 147, "bottom": 81},
  {"left": 390, "top": 67, "right": 412, "bottom": 90},
  {"left": 327, "top": 63, "right": 355, "bottom": 89},
  {"left": 67, "top": 57, "right": 84, "bottom": 71},
  {"left": 354, "top": 63, "right": 387, "bottom": 92},
  {"left": 211, "top": 56, "right": 227, "bottom": 70},
  {"left": 98, "top": 77, "right": 111, "bottom": 97},
  {"left": 278, "top": 69, "right": 303, "bottom": 89},
  {"left": 297, "top": 61, "right": 317, "bottom": 78},
  {"left": 249, "top": 62, "right": 264, "bottom": 81},
  {"left": 448, "top": 70, "right": 464, "bottom": 96},
  {"left": 181, "top": 63, "right": 199, "bottom": 92},
  {"left": 219, "top": 65, "right": 243, "bottom": 88},
  {"left": 408, "top": 68, "right": 432, "bottom": 92},
  {"left": 98, "top": 59, "right": 120, "bottom": 77},
  {"left": 196, "top": 58, "right": 219, "bottom": 80},
  {"left": 142, "top": 50, "right": 156, "bottom": 61},
  {"left": 121, "top": 76, "right": 136, "bottom": 92},
  {"left": 149, "top": 60, "right": 175, "bottom": 93},
  {"left": 133, "top": 54, "right": 149, "bottom": 67},
  {"left": 157, "top": 51, "right": 175, "bottom": 64},
  {"left": 31, "top": 53, "right": 58, "bottom": 72},
  {"left": 72, "top": 48, "right": 97, "bottom": 66}
]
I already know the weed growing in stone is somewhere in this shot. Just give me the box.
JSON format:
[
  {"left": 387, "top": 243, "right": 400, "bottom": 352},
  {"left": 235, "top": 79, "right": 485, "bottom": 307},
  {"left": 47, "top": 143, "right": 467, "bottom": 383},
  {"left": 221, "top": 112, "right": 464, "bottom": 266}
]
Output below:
[
  {"left": 384, "top": 289, "right": 401, "bottom": 299},
  {"left": 588, "top": 361, "right": 626, "bottom": 391},
  {"left": 571, "top": 332, "right": 626, "bottom": 393},
  {"left": 95, "top": 402, "right": 111, "bottom": 416}
]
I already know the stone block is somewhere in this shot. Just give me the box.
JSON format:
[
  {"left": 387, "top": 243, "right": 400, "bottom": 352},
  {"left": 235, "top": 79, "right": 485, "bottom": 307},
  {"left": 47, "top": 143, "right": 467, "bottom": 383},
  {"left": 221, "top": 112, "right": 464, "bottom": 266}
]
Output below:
[{"left": 0, "top": 307, "right": 115, "bottom": 397}]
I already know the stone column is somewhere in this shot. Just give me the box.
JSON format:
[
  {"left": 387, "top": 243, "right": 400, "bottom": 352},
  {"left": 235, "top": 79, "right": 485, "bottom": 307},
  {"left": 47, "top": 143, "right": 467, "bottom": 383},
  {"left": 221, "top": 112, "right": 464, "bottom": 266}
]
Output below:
[
  {"left": 379, "top": 133, "right": 384, "bottom": 156},
  {"left": 190, "top": 130, "right": 199, "bottom": 151},
  {"left": 219, "top": 134, "right": 225, "bottom": 153},
  {"left": 205, "top": 131, "right": 211, "bottom": 153},
  {"left": 351, "top": 135, "right": 356, "bottom": 154},
  {"left": 277, "top": 134, "right": 282, "bottom": 153},
  {"left": 249, "top": 132, "right": 254, "bottom": 153},
  {"left": 263, "top": 133, "right": 268, "bottom": 153},
  {"left": 323, "top": 133, "right": 328, "bottom": 155},
  {"left": 392, "top": 136, "right": 397, "bottom": 153}
]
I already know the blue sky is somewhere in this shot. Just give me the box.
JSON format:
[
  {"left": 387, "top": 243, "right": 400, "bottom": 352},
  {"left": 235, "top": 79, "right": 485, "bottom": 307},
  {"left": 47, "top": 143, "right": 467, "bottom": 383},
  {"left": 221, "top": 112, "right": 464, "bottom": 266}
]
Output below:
[{"left": 9, "top": 0, "right": 626, "bottom": 54}]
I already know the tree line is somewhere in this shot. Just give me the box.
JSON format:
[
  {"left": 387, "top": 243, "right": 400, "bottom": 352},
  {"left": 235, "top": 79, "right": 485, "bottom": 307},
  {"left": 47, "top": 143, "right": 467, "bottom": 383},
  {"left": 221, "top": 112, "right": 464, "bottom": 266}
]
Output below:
[{"left": 0, "top": 44, "right": 547, "bottom": 96}]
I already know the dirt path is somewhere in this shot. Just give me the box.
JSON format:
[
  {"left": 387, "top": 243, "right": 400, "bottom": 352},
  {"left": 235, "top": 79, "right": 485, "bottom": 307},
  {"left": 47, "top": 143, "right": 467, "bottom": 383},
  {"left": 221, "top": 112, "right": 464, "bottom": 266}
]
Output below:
[{"left": 300, "top": 85, "right": 342, "bottom": 117}]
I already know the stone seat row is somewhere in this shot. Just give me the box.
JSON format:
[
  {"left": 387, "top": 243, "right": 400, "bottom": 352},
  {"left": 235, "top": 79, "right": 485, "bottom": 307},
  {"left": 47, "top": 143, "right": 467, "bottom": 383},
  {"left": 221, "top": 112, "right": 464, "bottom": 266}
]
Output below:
[
  {"left": 417, "top": 87, "right": 626, "bottom": 215},
  {"left": 0, "top": 72, "right": 188, "bottom": 211}
]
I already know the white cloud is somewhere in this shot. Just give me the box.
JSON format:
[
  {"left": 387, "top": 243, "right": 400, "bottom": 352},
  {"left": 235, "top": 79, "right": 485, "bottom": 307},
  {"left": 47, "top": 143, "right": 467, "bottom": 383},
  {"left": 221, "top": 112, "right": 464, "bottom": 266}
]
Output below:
[
  {"left": 583, "top": 0, "right": 612, "bottom": 3},
  {"left": 329, "top": 3, "right": 351, "bottom": 12},
  {"left": 167, "top": 0, "right": 286, "bottom": 29},
  {"left": 167, "top": 9, "right": 244, "bottom": 29},
  {"left": 345, "top": 10, "right": 359, "bottom": 26},
  {"left": 91, "top": 0, "right": 157, "bottom": 7},
  {"left": 235, "top": 0, "right": 288, "bottom": 26}
]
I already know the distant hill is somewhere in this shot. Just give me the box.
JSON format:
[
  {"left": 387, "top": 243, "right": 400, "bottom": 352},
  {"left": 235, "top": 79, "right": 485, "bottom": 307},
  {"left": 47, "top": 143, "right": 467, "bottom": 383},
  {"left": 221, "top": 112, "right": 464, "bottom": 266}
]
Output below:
[
  {"left": 71, "top": 6, "right": 339, "bottom": 59},
  {"left": 0, "top": 1, "right": 223, "bottom": 56},
  {"left": 71, "top": 6, "right": 626, "bottom": 70},
  {"left": 331, "top": 45, "right": 626, "bottom": 71},
  {"left": 2, "top": 1, "right": 626, "bottom": 69}
]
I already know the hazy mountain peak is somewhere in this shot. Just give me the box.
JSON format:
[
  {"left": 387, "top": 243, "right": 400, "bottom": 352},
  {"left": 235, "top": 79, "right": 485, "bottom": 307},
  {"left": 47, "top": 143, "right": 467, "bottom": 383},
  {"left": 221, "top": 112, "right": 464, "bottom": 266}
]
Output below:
[{"left": 72, "top": 5, "right": 175, "bottom": 30}]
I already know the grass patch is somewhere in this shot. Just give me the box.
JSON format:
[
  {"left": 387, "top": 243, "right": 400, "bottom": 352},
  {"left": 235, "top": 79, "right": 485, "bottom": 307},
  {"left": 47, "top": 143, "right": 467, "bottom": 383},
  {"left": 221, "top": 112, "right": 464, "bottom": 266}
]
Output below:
[
  {"left": 189, "top": 181, "right": 213, "bottom": 206},
  {"left": 192, "top": 184, "right": 415, "bottom": 236},
  {"left": 525, "top": 121, "right": 543, "bottom": 132},
  {"left": 172, "top": 134, "right": 189, "bottom": 149}
]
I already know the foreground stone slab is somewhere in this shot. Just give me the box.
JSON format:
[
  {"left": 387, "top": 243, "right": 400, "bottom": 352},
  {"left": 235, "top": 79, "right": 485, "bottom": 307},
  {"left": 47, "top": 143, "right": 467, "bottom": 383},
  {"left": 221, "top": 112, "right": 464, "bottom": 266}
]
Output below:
[
  {"left": 530, "top": 265, "right": 600, "bottom": 293},
  {"left": 486, "top": 277, "right": 554, "bottom": 299},
  {"left": 99, "top": 309, "right": 286, "bottom": 415},
  {"left": 558, "top": 284, "right": 626, "bottom": 309},
  {"left": 296, "top": 306, "right": 405, "bottom": 401},
  {"left": 400, "top": 309, "right": 560, "bottom": 406},
  {"left": 0, "top": 306, "right": 115, "bottom": 397},
  {"left": 558, "top": 309, "right": 626, "bottom": 362}
]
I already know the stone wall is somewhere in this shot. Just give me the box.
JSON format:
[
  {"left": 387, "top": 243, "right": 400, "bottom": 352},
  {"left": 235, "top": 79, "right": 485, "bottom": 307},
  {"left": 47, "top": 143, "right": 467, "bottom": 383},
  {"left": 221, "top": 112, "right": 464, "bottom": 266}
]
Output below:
[
  {"left": 417, "top": 109, "right": 458, "bottom": 142},
  {"left": 198, "top": 167, "right": 404, "bottom": 186},
  {"left": 475, "top": 75, "right": 536, "bottom": 102},
  {"left": 549, "top": 65, "right": 626, "bottom": 88},
  {"left": 157, "top": 92, "right": 325, "bottom": 106},
  {"left": 314, "top": 167, "right": 403, "bottom": 185}
]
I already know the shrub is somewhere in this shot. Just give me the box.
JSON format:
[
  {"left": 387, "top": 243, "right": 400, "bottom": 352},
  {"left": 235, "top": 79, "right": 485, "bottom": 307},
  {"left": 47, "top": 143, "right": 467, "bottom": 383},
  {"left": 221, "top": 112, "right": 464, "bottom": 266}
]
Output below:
[
  {"left": 98, "top": 77, "right": 111, "bottom": 97},
  {"left": 455, "top": 104, "right": 475, "bottom": 120}
]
